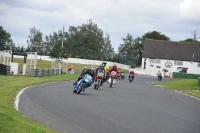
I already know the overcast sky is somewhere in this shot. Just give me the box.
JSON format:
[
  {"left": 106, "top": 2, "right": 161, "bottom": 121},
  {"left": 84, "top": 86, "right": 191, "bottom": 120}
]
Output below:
[{"left": 0, "top": 0, "right": 200, "bottom": 52}]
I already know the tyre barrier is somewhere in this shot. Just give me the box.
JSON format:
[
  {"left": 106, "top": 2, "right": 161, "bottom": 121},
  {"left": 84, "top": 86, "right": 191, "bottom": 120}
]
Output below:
[{"left": 31, "top": 68, "right": 63, "bottom": 77}]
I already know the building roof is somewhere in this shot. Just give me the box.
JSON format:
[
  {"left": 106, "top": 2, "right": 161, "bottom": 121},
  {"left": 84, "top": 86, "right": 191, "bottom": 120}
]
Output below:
[{"left": 142, "top": 39, "right": 200, "bottom": 62}]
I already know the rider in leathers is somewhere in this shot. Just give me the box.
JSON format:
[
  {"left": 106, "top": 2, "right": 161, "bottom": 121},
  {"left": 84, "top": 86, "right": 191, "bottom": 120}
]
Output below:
[
  {"left": 73, "top": 67, "right": 96, "bottom": 92},
  {"left": 94, "top": 64, "right": 105, "bottom": 85}
]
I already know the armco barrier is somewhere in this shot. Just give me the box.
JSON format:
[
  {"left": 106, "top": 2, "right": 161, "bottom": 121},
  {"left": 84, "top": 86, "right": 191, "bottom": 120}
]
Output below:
[{"left": 14, "top": 55, "right": 153, "bottom": 76}]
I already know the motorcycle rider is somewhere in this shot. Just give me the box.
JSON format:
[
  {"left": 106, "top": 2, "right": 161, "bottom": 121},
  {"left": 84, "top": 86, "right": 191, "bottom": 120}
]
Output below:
[
  {"left": 120, "top": 70, "right": 125, "bottom": 79},
  {"left": 81, "top": 67, "right": 87, "bottom": 73},
  {"left": 73, "top": 66, "right": 96, "bottom": 92},
  {"left": 121, "top": 70, "right": 124, "bottom": 74},
  {"left": 104, "top": 64, "right": 110, "bottom": 72},
  {"left": 94, "top": 64, "right": 105, "bottom": 85},
  {"left": 109, "top": 64, "right": 119, "bottom": 73},
  {"left": 157, "top": 71, "right": 162, "bottom": 76},
  {"left": 157, "top": 71, "right": 162, "bottom": 80},
  {"left": 107, "top": 64, "right": 119, "bottom": 85},
  {"left": 104, "top": 63, "right": 110, "bottom": 81},
  {"left": 129, "top": 69, "right": 135, "bottom": 81}
]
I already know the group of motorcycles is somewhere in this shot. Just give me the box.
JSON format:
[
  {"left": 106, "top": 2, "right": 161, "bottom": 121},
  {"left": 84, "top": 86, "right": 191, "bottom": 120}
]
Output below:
[{"left": 74, "top": 71, "right": 135, "bottom": 94}]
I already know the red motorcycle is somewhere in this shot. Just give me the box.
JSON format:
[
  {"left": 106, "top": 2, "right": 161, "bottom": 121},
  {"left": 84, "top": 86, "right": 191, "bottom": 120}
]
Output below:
[
  {"left": 94, "top": 70, "right": 104, "bottom": 90},
  {"left": 108, "top": 71, "right": 117, "bottom": 88}
]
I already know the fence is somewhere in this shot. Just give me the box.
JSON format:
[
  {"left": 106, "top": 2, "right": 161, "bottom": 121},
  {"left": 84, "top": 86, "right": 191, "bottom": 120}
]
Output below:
[
  {"left": 31, "top": 68, "right": 63, "bottom": 77},
  {"left": 0, "top": 64, "right": 10, "bottom": 75}
]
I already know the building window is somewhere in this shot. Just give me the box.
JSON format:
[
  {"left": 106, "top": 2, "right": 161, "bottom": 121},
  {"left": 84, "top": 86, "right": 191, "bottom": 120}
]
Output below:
[
  {"left": 149, "top": 59, "right": 160, "bottom": 64},
  {"left": 198, "top": 63, "right": 200, "bottom": 67},
  {"left": 174, "top": 61, "right": 183, "bottom": 66},
  {"left": 149, "top": 59, "right": 154, "bottom": 63}
]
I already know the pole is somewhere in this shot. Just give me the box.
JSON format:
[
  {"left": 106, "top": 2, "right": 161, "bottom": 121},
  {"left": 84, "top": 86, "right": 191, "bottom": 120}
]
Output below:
[{"left": 62, "top": 26, "right": 64, "bottom": 48}]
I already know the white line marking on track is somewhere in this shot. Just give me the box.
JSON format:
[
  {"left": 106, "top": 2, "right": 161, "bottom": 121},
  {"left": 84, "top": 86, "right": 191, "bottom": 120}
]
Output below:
[
  {"left": 14, "top": 82, "right": 59, "bottom": 111},
  {"left": 175, "top": 90, "right": 200, "bottom": 101}
]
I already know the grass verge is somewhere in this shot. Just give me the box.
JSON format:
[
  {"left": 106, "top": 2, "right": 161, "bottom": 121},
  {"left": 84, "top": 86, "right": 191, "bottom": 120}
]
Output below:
[
  {"left": 0, "top": 74, "right": 78, "bottom": 133},
  {"left": 152, "top": 79, "right": 200, "bottom": 98}
]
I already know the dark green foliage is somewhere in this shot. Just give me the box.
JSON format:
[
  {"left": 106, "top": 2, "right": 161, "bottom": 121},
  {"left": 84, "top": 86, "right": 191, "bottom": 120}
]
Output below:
[
  {"left": 48, "top": 20, "right": 114, "bottom": 60},
  {"left": 180, "top": 38, "right": 199, "bottom": 43},
  {"left": 0, "top": 26, "right": 14, "bottom": 50},
  {"left": 173, "top": 72, "right": 200, "bottom": 79}
]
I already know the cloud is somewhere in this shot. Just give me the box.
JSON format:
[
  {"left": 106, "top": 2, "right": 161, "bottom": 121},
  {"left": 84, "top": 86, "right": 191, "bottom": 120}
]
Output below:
[
  {"left": 180, "top": 0, "right": 200, "bottom": 21},
  {"left": 0, "top": 0, "right": 200, "bottom": 52}
]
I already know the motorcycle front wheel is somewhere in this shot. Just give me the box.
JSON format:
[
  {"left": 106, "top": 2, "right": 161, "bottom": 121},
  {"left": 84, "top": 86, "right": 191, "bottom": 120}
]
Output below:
[
  {"left": 77, "top": 84, "right": 84, "bottom": 94},
  {"left": 110, "top": 77, "right": 113, "bottom": 88}
]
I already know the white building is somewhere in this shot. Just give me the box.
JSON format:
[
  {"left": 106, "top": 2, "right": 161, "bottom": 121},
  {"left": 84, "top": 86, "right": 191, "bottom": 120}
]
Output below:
[{"left": 141, "top": 39, "right": 200, "bottom": 77}]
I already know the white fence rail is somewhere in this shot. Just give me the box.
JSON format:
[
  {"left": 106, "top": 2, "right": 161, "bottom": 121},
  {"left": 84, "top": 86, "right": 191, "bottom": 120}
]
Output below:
[{"left": 13, "top": 55, "right": 155, "bottom": 76}]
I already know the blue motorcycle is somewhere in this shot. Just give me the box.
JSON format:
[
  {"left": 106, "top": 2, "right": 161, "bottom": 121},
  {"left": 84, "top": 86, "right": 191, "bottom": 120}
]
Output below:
[{"left": 74, "top": 74, "right": 93, "bottom": 94}]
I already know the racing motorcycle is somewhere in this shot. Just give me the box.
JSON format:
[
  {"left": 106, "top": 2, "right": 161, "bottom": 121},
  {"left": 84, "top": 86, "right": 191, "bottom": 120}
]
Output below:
[
  {"left": 129, "top": 74, "right": 134, "bottom": 83},
  {"left": 121, "top": 72, "right": 125, "bottom": 80},
  {"left": 158, "top": 75, "right": 162, "bottom": 81},
  {"left": 94, "top": 70, "right": 104, "bottom": 90},
  {"left": 116, "top": 72, "right": 121, "bottom": 80},
  {"left": 108, "top": 71, "right": 117, "bottom": 88},
  {"left": 73, "top": 74, "right": 93, "bottom": 94}
]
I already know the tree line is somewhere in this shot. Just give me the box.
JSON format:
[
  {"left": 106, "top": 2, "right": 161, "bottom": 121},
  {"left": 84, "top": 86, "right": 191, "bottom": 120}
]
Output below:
[{"left": 0, "top": 20, "right": 199, "bottom": 67}]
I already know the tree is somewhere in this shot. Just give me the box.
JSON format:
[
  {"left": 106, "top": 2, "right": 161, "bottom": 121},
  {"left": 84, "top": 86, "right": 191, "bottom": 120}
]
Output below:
[
  {"left": 142, "top": 31, "right": 170, "bottom": 41},
  {"left": 180, "top": 38, "right": 199, "bottom": 43},
  {"left": 0, "top": 26, "right": 14, "bottom": 50},
  {"left": 63, "top": 19, "right": 106, "bottom": 60},
  {"left": 44, "top": 32, "right": 60, "bottom": 55},
  {"left": 101, "top": 33, "right": 114, "bottom": 60},
  {"left": 28, "top": 27, "right": 44, "bottom": 55},
  {"left": 136, "top": 31, "right": 170, "bottom": 66},
  {"left": 118, "top": 33, "right": 137, "bottom": 66},
  {"left": 191, "top": 29, "right": 199, "bottom": 41}
]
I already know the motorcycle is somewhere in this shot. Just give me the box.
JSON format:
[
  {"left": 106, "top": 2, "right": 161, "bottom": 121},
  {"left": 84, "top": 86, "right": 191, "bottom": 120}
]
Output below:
[
  {"left": 129, "top": 74, "right": 134, "bottom": 83},
  {"left": 108, "top": 71, "right": 117, "bottom": 88},
  {"left": 121, "top": 73, "right": 125, "bottom": 80},
  {"left": 105, "top": 71, "right": 110, "bottom": 82},
  {"left": 94, "top": 71, "right": 104, "bottom": 90},
  {"left": 158, "top": 75, "right": 162, "bottom": 81},
  {"left": 73, "top": 74, "right": 93, "bottom": 94},
  {"left": 116, "top": 72, "right": 121, "bottom": 80}
]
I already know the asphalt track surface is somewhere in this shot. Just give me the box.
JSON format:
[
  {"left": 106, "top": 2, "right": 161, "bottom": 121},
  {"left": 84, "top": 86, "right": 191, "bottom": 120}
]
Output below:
[{"left": 19, "top": 76, "right": 200, "bottom": 133}]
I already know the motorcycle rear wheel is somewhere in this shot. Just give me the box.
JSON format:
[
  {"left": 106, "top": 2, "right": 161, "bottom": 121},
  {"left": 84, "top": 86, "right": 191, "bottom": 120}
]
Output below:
[{"left": 96, "top": 79, "right": 100, "bottom": 89}]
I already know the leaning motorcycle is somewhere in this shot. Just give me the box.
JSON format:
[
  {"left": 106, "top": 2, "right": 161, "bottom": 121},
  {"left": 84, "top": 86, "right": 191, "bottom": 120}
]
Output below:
[
  {"left": 129, "top": 74, "right": 134, "bottom": 83},
  {"left": 108, "top": 71, "right": 117, "bottom": 88},
  {"left": 74, "top": 74, "right": 93, "bottom": 94},
  {"left": 94, "top": 71, "right": 104, "bottom": 90}
]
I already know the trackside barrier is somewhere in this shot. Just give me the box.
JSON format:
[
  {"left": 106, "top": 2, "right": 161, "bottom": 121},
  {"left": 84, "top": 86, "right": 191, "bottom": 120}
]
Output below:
[
  {"left": 14, "top": 55, "right": 157, "bottom": 76},
  {"left": 31, "top": 68, "right": 63, "bottom": 77}
]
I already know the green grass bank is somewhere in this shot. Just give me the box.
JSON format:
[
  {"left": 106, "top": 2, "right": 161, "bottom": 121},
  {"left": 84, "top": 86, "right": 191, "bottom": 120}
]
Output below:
[
  {"left": 0, "top": 74, "right": 78, "bottom": 133},
  {"left": 153, "top": 79, "right": 200, "bottom": 98}
]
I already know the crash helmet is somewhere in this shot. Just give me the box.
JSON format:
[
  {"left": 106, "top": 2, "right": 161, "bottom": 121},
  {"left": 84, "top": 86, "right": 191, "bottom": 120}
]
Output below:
[
  {"left": 113, "top": 64, "right": 117, "bottom": 69},
  {"left": 90, "top": 66, "right": 95, "bottom": 74},
  {"left": 99, "top": 64, "right": 104, "bottom": 69}
]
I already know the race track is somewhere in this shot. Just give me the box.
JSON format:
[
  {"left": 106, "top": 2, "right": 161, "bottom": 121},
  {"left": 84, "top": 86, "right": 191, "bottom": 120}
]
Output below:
[{"left": 18, "top": 76, "right": 200, "bottom": 133}]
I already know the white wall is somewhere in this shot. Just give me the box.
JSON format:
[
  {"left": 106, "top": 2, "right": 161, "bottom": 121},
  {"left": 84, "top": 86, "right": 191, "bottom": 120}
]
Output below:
[
  {"left": 10, "top": 62, "right": 19, "bottom": 75},
  {"left": 141, "top": 58, "right": 200, "bottom": 77},
  {"left": 14, "top": 55, "right": 130, "bottom": 70},
  {"left": 13, "top": 55, "right": 155, "bottom": 76}
]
